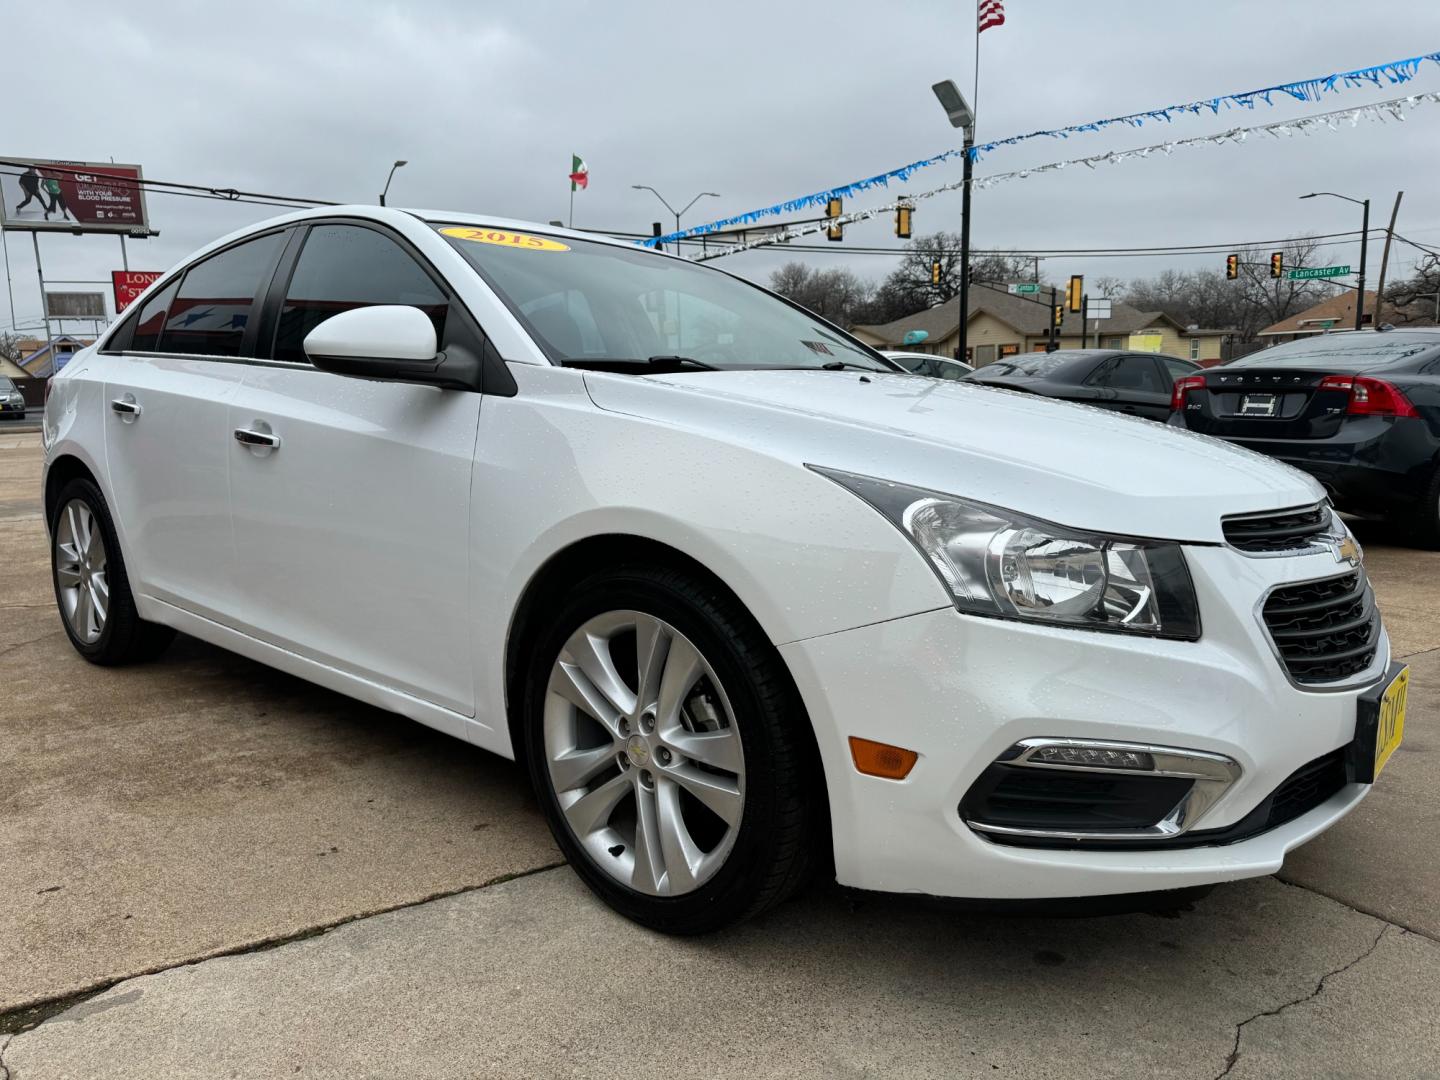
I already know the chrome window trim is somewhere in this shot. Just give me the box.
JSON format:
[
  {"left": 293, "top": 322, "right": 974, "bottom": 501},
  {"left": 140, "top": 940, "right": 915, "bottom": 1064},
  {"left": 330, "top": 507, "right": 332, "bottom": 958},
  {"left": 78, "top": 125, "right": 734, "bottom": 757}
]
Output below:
[
  {"left": 115, "top": 350, "right": 313, "bottom": 370},
  {"left": 1220, "top": 501, "right": 1336, "bottom": 559},
  {"left": 964, "top": 737, "right": 1241, "bottom": 842},
  {"left": 1252, "top": 568, "right": 1390, "bottom": 694}
]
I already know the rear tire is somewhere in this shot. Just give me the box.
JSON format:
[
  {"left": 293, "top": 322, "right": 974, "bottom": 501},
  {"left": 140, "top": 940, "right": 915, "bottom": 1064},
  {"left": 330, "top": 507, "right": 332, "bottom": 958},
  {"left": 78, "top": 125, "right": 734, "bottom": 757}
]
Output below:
[
  {"left": 522, "top": 564, "right": 820, "bottom": 934},
  {"left": 50, "top": 478, "right": 175, "bottom": 665},
  {"left": 1408, "top": 466, "right": 1440, "bottom": 550}
]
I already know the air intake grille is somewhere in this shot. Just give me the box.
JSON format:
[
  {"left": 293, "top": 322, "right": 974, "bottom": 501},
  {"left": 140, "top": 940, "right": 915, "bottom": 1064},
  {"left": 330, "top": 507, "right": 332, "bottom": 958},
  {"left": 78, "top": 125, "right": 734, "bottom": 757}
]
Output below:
[
  {"left": 1223, "top": 504, "right": 1331, "bottom": 553},
  {"left": 1262, "top": 572, "right": 1380, "bottom": 684}
]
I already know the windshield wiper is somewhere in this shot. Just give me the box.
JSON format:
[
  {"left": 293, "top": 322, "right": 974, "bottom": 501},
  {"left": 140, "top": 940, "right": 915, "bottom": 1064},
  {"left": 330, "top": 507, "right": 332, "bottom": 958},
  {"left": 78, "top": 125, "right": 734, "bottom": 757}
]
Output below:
[
  {"left": 818, "top": 360, "right": 885, "bottom": 372},
  {"left": 558, "top": 355, "right": 720, "bottom": 373}
]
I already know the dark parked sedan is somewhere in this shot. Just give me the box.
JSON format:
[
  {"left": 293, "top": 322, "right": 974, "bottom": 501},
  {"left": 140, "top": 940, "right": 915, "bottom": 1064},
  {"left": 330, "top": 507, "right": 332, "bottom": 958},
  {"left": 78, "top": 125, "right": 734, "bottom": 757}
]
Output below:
[
  {"left": 1168, "top": 328, "right": 1440, "bottom": 546},
  {"left": 963, "top": 349, "right": 1199, "bottom": 422}
]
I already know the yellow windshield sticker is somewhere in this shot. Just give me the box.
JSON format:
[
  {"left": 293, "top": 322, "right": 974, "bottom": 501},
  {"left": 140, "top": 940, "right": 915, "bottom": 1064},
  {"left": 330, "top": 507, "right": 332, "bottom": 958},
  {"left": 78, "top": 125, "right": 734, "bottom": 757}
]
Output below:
[{"left": 441, "top": 227, "right": 569, "bottom": 252}]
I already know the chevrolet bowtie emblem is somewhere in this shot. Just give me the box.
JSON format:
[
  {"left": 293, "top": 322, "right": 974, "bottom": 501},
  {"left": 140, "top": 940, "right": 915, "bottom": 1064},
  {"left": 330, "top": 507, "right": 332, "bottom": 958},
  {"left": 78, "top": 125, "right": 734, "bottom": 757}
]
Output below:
[{"left": 1335, "top": 535, "right": 1361, "bottom": 567}]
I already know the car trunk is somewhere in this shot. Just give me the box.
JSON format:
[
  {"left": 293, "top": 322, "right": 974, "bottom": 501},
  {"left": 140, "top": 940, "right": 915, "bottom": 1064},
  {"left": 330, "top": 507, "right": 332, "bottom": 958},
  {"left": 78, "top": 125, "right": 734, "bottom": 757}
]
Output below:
[{"left": 1179, "top": 369, "right": 1353, "bottom": 440}]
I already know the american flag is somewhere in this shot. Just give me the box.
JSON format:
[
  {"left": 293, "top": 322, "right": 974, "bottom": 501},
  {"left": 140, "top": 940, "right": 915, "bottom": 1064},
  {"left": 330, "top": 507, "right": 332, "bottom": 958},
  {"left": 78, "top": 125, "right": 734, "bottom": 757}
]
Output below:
[{"left": 978, "top": 0, "right": 1005, "bottom": 33}]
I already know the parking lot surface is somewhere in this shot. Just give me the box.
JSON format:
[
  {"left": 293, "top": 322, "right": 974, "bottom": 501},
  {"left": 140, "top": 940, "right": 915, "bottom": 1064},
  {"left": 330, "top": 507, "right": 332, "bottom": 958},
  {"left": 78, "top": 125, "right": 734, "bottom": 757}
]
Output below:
[{"left": 2, "top": 432, "right": 1438, "bottom": 1078}]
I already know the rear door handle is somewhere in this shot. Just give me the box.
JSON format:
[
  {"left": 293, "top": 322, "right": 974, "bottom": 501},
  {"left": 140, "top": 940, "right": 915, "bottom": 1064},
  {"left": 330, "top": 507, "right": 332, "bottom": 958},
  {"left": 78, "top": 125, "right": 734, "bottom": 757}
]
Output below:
[
  {"left": 234, "top": 428, "right": 281, "bottom": 449},
  {"left": 110, "top": 397, "right": 141, "bottom": 417}
]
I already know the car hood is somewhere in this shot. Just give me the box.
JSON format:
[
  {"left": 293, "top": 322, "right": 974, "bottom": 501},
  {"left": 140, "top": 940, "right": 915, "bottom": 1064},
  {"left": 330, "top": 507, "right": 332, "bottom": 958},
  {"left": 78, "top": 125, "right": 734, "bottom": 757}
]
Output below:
[{"left": 583, "top": 370, "right": 1324, "bottom": 543}]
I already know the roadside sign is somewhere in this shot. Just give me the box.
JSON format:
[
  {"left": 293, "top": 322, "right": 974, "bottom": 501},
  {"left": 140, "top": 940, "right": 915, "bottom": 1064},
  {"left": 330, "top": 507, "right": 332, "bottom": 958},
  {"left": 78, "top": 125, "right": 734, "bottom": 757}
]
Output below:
[
  {"left": 1128, "top": 332, "right": 1164, "bottom": 353},
  {"left": 1287, "top": 264, "right": 1351, "bottom": 281},
  {"left": 112, "top": 270, "right": 163, "bottom": 312},
  {"left": 1007, "top": 282, "right": 1040, "bottom": 295},
  {"left": 1087, "top": 298, "right": 1112, "bottom": 320},
  {"left": 44, "top": 291, "right": 106, "bottom": 318}
]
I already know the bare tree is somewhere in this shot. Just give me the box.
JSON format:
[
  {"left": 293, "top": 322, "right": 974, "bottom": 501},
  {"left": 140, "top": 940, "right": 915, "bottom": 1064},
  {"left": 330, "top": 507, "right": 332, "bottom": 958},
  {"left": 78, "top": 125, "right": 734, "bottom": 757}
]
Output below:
[
  {"left": 1384, "top": 253, "right": 1440, "bottom": 326},
  {"left": 0, "top": 331, "right": 22, "bottom": 363},
  {"left": 768, "top": 263, "right": 877, "bottom": 327}
]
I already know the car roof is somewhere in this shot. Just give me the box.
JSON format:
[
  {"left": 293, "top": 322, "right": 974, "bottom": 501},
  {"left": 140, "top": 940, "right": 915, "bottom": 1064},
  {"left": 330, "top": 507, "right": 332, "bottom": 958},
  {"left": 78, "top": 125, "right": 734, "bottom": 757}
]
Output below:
[{"left": 882, "top": 350, "right": 963, "bottom": 361}]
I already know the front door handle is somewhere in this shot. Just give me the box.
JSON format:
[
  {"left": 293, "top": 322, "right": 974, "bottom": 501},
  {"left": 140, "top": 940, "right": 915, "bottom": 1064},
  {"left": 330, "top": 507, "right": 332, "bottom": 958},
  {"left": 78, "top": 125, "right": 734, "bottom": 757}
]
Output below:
[
  {"left": 110, "top": 397, "right": 141, "bottom": 417},
  {"left": 234, "top": 428, "right": 281, "bottom": 449}
]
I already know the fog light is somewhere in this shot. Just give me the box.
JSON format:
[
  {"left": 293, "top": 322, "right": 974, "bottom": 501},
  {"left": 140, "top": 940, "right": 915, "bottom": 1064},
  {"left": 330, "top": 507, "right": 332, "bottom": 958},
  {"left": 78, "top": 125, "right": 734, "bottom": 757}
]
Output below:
[
  {"left": 1029, "top": 746, "right": 1154, "bottom": 770},
  {"left": 849, "top": 736, "right": 919, "bottom": 780}
]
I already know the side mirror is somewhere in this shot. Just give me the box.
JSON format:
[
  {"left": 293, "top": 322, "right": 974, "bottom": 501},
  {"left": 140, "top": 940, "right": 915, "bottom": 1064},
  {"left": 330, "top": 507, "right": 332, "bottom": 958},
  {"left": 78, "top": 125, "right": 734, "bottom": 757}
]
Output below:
[{"left": 303, "top": 305, "right": 441, "bottom": 382}]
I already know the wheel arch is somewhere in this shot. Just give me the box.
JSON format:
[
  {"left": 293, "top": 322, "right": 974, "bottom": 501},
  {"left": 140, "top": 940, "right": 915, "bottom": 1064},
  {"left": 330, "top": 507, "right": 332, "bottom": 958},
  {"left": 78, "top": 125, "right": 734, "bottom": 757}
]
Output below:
[
  {"left": 44, "top": 453, "right": 102, "bottom": 527},
  {"left": 502, "top": 534, "right": 830, "bottom": 844}
]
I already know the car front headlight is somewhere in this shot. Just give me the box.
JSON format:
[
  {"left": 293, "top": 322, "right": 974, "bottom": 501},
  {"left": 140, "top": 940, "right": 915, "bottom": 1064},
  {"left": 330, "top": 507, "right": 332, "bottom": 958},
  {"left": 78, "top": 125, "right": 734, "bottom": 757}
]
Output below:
[{"left": 813, "top": 467, "right": 1200, "bottom": 640}]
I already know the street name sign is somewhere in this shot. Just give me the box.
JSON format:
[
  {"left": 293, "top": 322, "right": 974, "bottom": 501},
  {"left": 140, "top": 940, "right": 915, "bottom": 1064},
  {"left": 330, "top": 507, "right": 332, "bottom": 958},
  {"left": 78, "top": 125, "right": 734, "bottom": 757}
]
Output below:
[
  {"left": 1288, "top": 264, "right": 1351, "bottom": 281},
  {"left": 1008, "top": 283, "right": 1040, "bottom": 295}
]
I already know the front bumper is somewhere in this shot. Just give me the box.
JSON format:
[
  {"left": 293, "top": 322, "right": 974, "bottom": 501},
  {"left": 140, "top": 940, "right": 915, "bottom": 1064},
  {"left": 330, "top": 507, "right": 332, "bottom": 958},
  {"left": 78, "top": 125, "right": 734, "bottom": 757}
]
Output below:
[{"left": 780, "top": 543, "right": 1390, "bottom": 899}]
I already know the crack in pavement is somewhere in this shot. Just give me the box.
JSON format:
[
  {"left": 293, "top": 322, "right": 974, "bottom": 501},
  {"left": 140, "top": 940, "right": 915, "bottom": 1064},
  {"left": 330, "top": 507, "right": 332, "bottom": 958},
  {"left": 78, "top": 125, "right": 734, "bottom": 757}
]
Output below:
[
  {"left": 0, "top": 1031, "right": 11, "bottom": 1080},
  {"left": 0, "top": 861, "right": 568, "bottom": 1035},
  {"left": 1275, "top": 874, "right": 1439, "bottom": 944},
  {"left": 1211, "top": 922, "right": 1390, "bottom": 1079},
  {"left": 0, "top": 629, "right": 60, "bottom": 660}
]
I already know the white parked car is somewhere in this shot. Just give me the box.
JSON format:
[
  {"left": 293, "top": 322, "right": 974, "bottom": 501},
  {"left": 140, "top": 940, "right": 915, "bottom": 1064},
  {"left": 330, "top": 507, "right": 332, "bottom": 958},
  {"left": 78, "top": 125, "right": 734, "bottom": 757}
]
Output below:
[
  {"left": 43, "top": 207, "right": 1406, "bottom": 933},
  {"left": 881, "top": 349, "right": 973, "bottom": 379}
]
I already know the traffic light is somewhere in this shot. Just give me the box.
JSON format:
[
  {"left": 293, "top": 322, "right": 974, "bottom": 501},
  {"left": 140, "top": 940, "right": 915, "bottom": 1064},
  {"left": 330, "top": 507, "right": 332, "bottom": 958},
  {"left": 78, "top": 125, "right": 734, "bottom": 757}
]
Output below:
[
  {"left": 826, "top": 196, "right": 843, "bottom": 242},
  {"left": 931, "top": 259, "right": 942, "bottom": 285},
  {"left": 1226, "top": 253, "right": 1239, "bottom": 280},
  {"left": 1067, "top": 275, "right": 1083, "bottom": 313},
  {"left": 895, "top": 201, "right": 913, "bottom": 239},
  {"left": 1053, "top": 303, "right": 1064, "bottom": 329},
  {"left": 1270, "top": 251, "right": 1284, "bottom": 278}
]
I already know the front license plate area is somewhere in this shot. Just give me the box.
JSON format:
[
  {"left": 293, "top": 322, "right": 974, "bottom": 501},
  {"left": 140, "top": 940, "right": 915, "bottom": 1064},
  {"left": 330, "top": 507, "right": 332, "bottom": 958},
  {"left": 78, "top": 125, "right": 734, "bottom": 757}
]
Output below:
[{"left": 1353, "top": 663, "right": 1408, "bottom": 783}]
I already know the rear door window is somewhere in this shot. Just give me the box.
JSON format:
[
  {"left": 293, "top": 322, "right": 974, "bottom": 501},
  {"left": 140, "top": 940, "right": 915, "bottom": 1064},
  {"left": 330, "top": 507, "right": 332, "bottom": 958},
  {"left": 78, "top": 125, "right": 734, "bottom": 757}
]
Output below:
[
  {"left": 1096, "top": 355, "right": 1166, "bottom": 393},
  {"left": 272, "top": 224, "right": 448, "bottom": 365},
  {"left": 128, "top": 279, "right": 180, "bottom": 352},
  {"left": 161, "top": 232, "right": 285, "bottom": 357}
]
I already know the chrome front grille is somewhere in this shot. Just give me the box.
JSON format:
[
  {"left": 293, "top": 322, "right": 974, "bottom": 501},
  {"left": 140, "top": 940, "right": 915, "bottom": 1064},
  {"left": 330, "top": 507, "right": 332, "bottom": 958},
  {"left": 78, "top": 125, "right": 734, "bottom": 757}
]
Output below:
[
  {"left": 1261, "top": 571, "right": 1380, "bottom": 685},
  {"left": 1223, "top": 503, "right": 1331, "bottom": 554}
]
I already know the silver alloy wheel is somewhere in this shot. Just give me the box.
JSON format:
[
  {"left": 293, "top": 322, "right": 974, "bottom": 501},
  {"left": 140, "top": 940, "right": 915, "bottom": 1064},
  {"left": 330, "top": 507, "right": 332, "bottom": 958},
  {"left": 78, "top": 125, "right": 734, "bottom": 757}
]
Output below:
[
  {"left": 55, "top": 498, "right": 109, "bottom": 644},
  {"left": 544, "top": 610, "right": 745, "bottom": 897}
]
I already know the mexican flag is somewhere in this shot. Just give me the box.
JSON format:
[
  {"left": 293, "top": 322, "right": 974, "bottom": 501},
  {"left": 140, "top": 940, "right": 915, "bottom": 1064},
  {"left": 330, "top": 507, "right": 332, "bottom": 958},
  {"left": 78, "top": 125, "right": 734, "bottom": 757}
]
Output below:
[{"left": 569, "top": 154, "right": 589, "bottom": 191}]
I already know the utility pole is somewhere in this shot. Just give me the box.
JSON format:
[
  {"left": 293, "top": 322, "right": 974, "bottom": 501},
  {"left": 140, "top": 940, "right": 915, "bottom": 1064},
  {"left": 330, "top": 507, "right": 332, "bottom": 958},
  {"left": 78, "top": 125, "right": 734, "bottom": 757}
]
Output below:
[
  {"left": 1048, "top": 287, "right": 1058, "bottom": 352},
  {"left": 1081, "top": 296, "right": 1089, "bottom": 349},
  {"left": 1356, "top": 198, "right": 1371, "bottom": 330},
  {"left": 1374, "top": 191, "right": 1404, "bottom": 321}
]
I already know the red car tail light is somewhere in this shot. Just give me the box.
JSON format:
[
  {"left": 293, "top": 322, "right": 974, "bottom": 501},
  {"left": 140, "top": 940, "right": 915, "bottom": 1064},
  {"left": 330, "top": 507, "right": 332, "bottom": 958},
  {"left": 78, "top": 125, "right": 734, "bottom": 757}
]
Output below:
[
  {"left": 1171, "top": 374, "right": 1206, "bottom": 412},
  {"left": 1318, "top": 374, "right": 1419, "bottom": 418}
]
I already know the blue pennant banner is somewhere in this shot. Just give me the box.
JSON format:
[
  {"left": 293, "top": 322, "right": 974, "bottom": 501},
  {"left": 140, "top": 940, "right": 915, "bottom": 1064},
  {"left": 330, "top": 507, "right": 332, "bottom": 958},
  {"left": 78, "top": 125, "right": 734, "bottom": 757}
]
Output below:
[{"left": 641, "top": 50, "right": 1440, "bottom": 248}]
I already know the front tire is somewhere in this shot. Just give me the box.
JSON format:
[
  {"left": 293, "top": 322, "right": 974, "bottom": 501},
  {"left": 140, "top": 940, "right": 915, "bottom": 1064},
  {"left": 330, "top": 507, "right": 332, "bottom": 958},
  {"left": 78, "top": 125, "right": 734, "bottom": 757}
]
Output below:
[
  {"left": 50, "top": 478, "right": 175, "bottom": 665},
  {"left": 523, "top": 565, "right": 820, "bottom": 934}
]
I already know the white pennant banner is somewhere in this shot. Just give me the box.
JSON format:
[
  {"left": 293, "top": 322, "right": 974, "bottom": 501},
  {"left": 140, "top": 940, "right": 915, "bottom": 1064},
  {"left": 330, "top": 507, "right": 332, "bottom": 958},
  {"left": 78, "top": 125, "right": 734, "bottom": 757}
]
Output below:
[{"left": 690, "top": 92, "right": 1440, "bottom": 262}]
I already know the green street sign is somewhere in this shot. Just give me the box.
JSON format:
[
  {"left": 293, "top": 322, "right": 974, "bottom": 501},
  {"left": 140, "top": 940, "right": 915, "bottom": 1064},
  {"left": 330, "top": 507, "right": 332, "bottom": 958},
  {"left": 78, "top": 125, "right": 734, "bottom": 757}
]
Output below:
[
  {"left": 1287, "top": 264, "right": 1351, "bottom": 281},
  {"left": 1008, "top": 283, "right": 1040, "bottom": 295}
]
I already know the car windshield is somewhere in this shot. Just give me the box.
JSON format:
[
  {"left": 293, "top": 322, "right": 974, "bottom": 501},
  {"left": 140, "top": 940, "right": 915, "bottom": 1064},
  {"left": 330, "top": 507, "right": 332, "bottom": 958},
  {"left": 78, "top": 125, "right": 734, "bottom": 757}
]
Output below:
[
  {"left": 436, "top": 225, "right": 890, "bottom": 372},
  {"left": 972, "top": 354, "right": 1074, "bottom": 377},
  {"left": 0, "top": 377, "right": 15, "bottom": 392},
  {"left": 1229, "top": 333, "right": 1440, "bottom": 370}
]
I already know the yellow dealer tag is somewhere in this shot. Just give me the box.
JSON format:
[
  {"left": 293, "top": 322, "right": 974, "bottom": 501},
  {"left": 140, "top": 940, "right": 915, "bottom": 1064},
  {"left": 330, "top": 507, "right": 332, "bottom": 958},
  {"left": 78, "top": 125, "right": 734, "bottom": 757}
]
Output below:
[{"left": 440, "top": 227, "right": 569, "bottom": 252}]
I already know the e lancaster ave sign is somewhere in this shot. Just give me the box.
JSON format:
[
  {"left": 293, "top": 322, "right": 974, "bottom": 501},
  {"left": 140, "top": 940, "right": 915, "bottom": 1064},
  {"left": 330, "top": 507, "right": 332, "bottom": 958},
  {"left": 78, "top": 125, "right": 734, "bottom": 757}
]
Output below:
[{"left": 1288, "top": 264, "right": 1351, "bottom": 281}]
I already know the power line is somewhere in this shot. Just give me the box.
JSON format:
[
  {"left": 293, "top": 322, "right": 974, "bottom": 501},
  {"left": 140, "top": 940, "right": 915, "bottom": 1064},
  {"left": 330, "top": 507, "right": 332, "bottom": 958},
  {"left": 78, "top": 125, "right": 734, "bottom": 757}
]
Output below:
[{"left": 0, "top": 160, "right": 334, "bottom": 214}]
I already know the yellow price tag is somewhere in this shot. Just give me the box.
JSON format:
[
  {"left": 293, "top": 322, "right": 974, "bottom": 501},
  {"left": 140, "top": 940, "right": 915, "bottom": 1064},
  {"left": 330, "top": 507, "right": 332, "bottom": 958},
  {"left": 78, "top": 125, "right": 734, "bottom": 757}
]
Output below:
[{"left": 440, "top": 227, "right": 569, "bottom": 252}]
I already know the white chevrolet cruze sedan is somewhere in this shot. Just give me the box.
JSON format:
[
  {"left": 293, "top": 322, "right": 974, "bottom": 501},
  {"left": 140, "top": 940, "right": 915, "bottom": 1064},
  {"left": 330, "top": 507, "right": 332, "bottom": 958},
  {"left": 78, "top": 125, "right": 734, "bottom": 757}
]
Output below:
[{"left": 42, "top": 206, "right": 1407, "bottom": 933}]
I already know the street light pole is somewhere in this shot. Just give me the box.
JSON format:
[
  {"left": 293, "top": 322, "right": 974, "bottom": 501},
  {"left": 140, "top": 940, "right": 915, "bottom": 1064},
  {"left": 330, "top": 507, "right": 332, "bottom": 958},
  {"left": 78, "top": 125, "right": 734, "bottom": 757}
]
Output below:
[
  {"left": 379, "top": 160, "right": 407, "bottom": 207},
  {"left": 632, "top": 186, "right": 721, "bottom": 256},
  {"left": 1300, "top": 191, "right": 1370, "bottom": 330},
  {"left": 931, "top": 81, "right": 976, "bottom": 365},
  {"left": 957, "top": 127, "right": 974, "bottom": 365}
]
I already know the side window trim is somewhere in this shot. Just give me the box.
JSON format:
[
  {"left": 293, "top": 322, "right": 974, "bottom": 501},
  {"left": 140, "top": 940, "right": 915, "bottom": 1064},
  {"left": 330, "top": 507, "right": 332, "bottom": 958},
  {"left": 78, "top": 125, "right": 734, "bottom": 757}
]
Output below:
[{"left": 1084, "top": 357, "right": 1118, "bottom": 386}]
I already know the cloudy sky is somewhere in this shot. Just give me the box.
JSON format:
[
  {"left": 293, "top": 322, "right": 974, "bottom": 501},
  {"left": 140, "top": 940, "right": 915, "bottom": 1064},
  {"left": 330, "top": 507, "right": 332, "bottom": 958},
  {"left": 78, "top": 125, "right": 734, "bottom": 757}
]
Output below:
[{"left": 4, "top": 0, "right": 1440, "bottom": 332}]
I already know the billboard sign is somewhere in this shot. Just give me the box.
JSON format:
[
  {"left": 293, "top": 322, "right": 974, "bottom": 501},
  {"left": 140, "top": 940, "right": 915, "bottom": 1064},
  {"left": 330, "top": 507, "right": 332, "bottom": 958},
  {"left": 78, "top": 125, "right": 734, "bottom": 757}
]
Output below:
[
  {"left": 1, "top": 158, "right": 148, "bottom": 234},
  {"left": 112, "top": 270, "right": 163, "bottom": 312},
  {"left": 45, "top": 291, "right": 107, "bottom": 318},
  {"left": 1128, "top": 332, "right": 1165, "bottom": 353}
]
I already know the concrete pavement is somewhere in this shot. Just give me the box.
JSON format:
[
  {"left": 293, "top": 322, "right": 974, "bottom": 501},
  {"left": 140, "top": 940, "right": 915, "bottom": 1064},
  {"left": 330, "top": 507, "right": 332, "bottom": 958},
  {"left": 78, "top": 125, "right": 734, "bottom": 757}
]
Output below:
[{"left": 2, "top": 434, "right": 1438, "bottom": 1078}]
